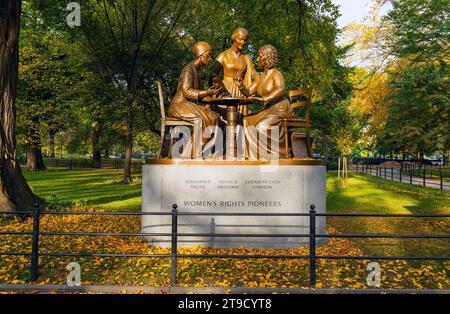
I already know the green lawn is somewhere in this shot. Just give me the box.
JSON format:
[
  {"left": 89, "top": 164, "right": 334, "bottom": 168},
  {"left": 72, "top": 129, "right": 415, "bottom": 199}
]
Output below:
[
  {"left": 327, "top": 172, "right": 450, "bottom": 258},
  {"left": 327, "top": 172, "right": 449, "bottom": 214},
  {"left": 22, "top": 168, "right": 450, "bottom": 258},
  {"left": 24, "top": 169, "right": 142, "bottom": 211}
]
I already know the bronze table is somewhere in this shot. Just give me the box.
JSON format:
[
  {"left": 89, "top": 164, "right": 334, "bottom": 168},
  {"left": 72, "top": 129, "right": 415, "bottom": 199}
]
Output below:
[{"left": 201, "top": 96, "right": 253, "bottom": 160}]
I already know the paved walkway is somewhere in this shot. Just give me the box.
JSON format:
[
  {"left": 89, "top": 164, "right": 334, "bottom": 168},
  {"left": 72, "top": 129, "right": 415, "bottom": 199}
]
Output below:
[
  {"left": 352, "top": 166, "right": 450, "bottom": 191},
  {"left": 0, "top": 284, "right": 448, "bottom": 294}
]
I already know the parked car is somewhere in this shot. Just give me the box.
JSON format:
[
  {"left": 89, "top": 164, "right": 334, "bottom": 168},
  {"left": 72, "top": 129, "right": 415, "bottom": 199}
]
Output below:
[
  {"left": 430, "top": 159, "right": 443, "bottom": 166},
  {"left": 424, "top": 156, "right": 442, "bottom": 166}
]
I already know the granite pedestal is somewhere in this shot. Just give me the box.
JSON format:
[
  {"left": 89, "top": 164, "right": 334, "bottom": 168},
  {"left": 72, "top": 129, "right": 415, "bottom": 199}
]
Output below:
[{"left": 141, "top": 159, "right": 326, "bottom": 248}]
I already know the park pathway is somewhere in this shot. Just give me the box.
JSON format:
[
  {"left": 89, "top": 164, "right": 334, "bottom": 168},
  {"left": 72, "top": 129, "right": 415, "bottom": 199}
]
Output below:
[{"left": 352, "top": 166, "right": 450, "bottom": 191}]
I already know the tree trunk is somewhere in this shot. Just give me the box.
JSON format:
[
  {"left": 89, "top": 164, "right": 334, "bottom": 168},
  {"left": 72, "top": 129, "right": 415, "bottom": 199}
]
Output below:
[
  {"left": 49, "top": 130, "right": 56, "bottom": 158},
  {"left": 92, "top": 124, "right": 102, "bottom": 168},
  {"left": 443, "top": 150, "right": 449, "bottom": 166},
  {"left": 103, "top": 144, "right": 110, "bottom": 159},
  {"left": 0, "top": 1, "right": 44, "bottom": 211},
  {"left": 26, "top": 144, "right": 46, "bottom": 170},
  {"left": 59, "top": 132, "right": 63, "bottom": 158},
  {"left": 321, "top": 134, "right": 331, "bottom": 160},
  {"left": 25, "top": 121, "right": 45, "bottom": 170},
  {"left": 123, "top": 106, "right": 133, "bottom": 183}
]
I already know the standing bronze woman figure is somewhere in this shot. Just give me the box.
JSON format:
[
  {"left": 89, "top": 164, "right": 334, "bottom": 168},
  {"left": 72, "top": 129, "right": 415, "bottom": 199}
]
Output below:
[
  {"left": 239, "top": 44, "right": 294, "bottom": 160},
  {"left": 210, "top": 27, "right": 257, "bottom": 115}
]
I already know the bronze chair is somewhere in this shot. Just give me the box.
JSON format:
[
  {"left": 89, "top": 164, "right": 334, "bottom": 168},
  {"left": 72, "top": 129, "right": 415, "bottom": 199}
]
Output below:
[
  {"left": 157, "top": 81, "right": 201, "bottom": 159},
  {"left": 282, "top": 87, "right": 313, "bottom": 158}
]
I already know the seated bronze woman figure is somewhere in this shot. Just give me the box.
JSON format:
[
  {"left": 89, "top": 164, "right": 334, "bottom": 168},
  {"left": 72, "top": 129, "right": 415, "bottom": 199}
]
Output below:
[
  {"left": 167, "top": 41, "right": 221, "bottom": 158},
  {"left": 238, "top": 44, "right": 293, "bottom": 160}
]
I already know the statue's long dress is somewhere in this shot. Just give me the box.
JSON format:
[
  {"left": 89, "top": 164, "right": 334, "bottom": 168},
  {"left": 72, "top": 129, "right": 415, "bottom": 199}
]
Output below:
[
  {"left": 167, "top": 61, "right": 220, "bottom": 158},
  {"left": 209, "top": 49, "right": 257, "bottom": 156},
  {"left": 243, "top": 69, "right": 294, "bottom": 160}
]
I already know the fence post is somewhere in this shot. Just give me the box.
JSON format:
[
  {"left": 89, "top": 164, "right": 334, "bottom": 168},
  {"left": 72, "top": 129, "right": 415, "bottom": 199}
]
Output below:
[
  {"left": 391, "top": 167, "right": 393, "bottom": 180},
  {"left": 384, "top": 167, "right": 386, "bottom": 179},
  {"left": 209, "top": 218, "right": 216, "bottom": 248},
  {"left": 356, "top": 163, "right": 358, "bottom": 173},
  {"left": 309, "top": 204, "right": 316, "bottom": 289},
  {"left": 423, "top": 168, "right": 426, "bottom": 187},
  {"left": 400, "top": 165, "right": 402, "bottom": 182},
  {"left": 170, "top": 204, "right": 178, "bottom": 286},
  {"left": 30, "top": 204, "right": 41, "bottom": 282}
]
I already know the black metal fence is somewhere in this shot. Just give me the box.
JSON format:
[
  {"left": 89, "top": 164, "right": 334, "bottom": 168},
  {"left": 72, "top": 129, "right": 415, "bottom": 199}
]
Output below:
[
  {"left": 0, "top": 204, "right": 449, "bottom": 288},
  {"left": 352, "top": 157, "right": 445, "bottom": 166},
  {"left": 355, "top": 163, "right": 450, "bottom": 190}
]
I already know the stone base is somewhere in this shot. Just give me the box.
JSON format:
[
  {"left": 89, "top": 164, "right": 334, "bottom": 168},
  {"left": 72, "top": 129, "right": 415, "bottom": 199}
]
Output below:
[{"left": 141, "top": 159, "right": 326, "bottom": 249}]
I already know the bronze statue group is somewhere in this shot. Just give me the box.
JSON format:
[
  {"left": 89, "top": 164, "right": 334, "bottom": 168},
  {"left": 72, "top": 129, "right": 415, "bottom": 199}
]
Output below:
[{"left": 166, "top": 28, "right": 294, "bottom": 160}]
